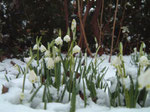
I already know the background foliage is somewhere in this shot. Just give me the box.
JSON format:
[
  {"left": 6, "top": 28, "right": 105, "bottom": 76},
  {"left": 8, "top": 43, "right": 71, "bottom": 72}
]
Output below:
[{"left": 0, "top": 0, "right": 150, "bottom": 58}]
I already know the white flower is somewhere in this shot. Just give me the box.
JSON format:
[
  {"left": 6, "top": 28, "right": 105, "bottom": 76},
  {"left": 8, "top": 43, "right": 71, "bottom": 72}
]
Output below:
[
  {"left": 28, "top": 70, "right": 38, "bottom": 83},
  {"left": 55, "top": 37, "right": 63, "bottom": 45},
  {"left": 33, "top": 44, "right": 38, "bottom": 50},
  {"left": 73, "top": 45, "right": 81, "bottom": 54},
  {"left": 20, "top": 92, "right": 24, "bottom": 100},
  {"left": 64, "top": 35, "right": 71, "bottom": 43},
  {"left": 138, "top": 69, "right": 150, "bottom": 90},
  {"left": 111, "top": 56, "right": 122, "bottom": 67},
  {"left": 139, "top": 56, "right": 149, "bottom": 66},
  {"left": 54, "top": 56, "right": 61, "bottom": 63},
  {"left": 46, "top": 57, "right": 54, "bottom": 69},
  {"left": 45, "top": 50, "right": 50, "bottom": 57},
  {"left": 24, "top": 57, "right": 32, "bottom": 63},
  {"left": 40, "top": 45, "right": 47, "bottom": 52},
  {"left": 71, "top": 19, "right": 77, "bottom": 31}
]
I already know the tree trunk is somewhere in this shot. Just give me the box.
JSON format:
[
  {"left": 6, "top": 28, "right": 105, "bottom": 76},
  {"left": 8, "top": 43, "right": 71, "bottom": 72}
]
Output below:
[
  {"left": 64, "top": 0, "right": 69, "bottom": 31},
  {"left": 90, "top": 0, "right": 102, "bottom": 54}
]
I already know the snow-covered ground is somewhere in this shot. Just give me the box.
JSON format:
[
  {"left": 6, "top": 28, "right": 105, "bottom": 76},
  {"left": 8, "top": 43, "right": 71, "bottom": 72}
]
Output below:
[{"left": 0, "top": 55, "right": 150, "bottom": 112}]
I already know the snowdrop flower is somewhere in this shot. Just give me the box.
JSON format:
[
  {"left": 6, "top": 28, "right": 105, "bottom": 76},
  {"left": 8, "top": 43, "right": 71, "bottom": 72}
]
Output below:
[
  {"left": 55, "top": 37, "right": 63, "bottom": 45},
  {"left": 138, "top": 69, "right": 150, "bottom": 90},
  {"left": 44, "top": 50, "right": 50, "bottom": 57},
  {"left": 111, "top": 56, "right": 122, "bottom": 68},
  {"left": 73, "top": 45, "right": 81, "bottom": 54},
  {"left": 40, "top": 45, "right": 47, "bottom": 52},
  {"left": 33, "top": 44, "right": 38, "bottom": 50},
  {"left": 71, "top": 19, "right": 76, "bottom": 31},
  {"left": 46, "top": 57, "right": 54, "bottom": 69},
  {"left": 64, "top": 35, "right": 71, "bottom": 43},
  {"left": 24, "top": 57, "right": 31, "bottom": 63},
  {"left": 139, "top": 56, "right": 149, "bottom": 66},
  {"left": 28, "top": 70, "right": 38, "bottom": 83},
  {"left": 20, "top": 92, "right": 24, "bottom": 100},
  {"left": 54, "top": 56, "right": 61, "bottom": 63}
]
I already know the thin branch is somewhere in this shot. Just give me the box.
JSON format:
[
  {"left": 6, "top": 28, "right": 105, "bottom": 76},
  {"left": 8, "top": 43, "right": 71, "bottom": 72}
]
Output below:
[
  {"left": 109, "top": 0, "right": 119, "bottom": 62},
  {"left": 78, "top": 0, "right": 93, "bottom": 57}
]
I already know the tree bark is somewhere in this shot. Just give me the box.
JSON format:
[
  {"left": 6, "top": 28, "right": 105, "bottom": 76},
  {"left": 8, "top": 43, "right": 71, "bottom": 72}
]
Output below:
[
  {"left": 91, "top": 0, "right": 102, "bottom": 45},
  {"left": 64, "top": 0, "right": 69, "bottom": 31}
]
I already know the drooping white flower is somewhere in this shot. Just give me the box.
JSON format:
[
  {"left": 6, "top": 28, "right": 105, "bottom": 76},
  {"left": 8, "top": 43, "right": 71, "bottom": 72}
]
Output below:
[
  {"left": 24, "top": 57, "right": 32, "bottom": 63},
  {"left": 54, "top": 56, "right": 61, "bottom": 63},
  {"left": 71, "top": 19, "right": 77, "bottom": 31},
  {"left": 20, "top": 92, "right": 24, "bottom": 100},
  {"left": 63, "top": 35, "right": 71, "bottom": 43},
  {"left": 46, "top": 57, "right": 54, "bottom": 69},
  {"left": 44, "top": 50, "right": 50, "bottom": 57},
  {"left": 33, "top": 44, "right": 38, "bottom": 50},
  {"left": 28, "top": 70, "right": 38, "bottom": 83},
  {"left": 40, "top": 45, "right": 47, "bottom": 52},
  {"left": 73, "top": 45, "right": 81, "bottom": 54},
  {"left": 138, "top": 69, "right": 150, "bottom": 90},
  {"left": 139, "top": 56, "right": 149, "bottom": 66},
  {"left": 111, "top": 56, "right": 122, "bottom": 67},
  {"left": 55, "top": 37, "right": 63, "bottom": 45}
]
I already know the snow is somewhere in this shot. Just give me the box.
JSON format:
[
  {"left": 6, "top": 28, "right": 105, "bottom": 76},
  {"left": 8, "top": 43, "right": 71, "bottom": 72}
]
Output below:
[{"left": 0, "top": 56, "right": 150, "bottom": 112}]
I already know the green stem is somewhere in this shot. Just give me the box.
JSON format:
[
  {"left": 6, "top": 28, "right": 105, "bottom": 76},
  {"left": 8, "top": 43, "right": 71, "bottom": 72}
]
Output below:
[{"left": 30, "top": 85, "right": 42, "bottom": 102}]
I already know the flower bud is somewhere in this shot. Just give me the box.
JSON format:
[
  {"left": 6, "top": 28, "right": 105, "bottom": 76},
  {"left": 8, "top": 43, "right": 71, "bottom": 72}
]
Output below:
[
  {"left": 28, "top": 70, "right": 38, "bottom": 83},
  {"left": 71, "top": 19, "right": 76, "bottom": 31}
]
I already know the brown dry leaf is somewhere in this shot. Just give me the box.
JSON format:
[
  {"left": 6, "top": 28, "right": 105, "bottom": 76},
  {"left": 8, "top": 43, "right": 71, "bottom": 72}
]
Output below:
[
  {"left": 2, "top": 85, "right": 9, "bottom": 94},
  {"left": 10, "top": 61, "right": 16, "bottom": 66}
]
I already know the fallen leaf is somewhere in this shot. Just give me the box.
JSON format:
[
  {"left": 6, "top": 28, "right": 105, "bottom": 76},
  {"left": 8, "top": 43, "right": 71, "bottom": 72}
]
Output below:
[
  {"left": 2, "top": 85, "right": 9, "bottom": 94},
  {"left": 10, "top": 61, "right": 16, "bottom": 66}
]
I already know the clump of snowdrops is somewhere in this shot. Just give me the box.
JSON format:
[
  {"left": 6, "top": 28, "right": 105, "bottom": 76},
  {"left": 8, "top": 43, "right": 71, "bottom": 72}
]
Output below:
[
  {"left": 109, "top": 42, "right": 150, "bottom": 108},
  {"left": 15, "top": 19, "right": 108, "bottom": 112}
]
